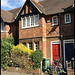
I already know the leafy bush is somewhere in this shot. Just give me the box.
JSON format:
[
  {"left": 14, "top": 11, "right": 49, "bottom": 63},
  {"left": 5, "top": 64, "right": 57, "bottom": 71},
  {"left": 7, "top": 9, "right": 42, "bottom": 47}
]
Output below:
[
  {"left": 11, "top": 44, "right": 34, "bottom": 70},
  {"left": 31, "top": 49, "right": 43, "bottom": 69},
  {"left": 1, "top": 36, "right": 14, "bottom": 70},
  {"left": 3, "top": 34, "right": 14, "bottom": 45},
  {"left": 11, "top": 44, "right": 34, "bottom": 55}
]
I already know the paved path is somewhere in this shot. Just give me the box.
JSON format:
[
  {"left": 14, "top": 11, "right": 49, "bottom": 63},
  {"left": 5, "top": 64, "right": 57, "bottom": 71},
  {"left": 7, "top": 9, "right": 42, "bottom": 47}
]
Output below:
[
  {"left": 1, "top": 71, "right": 32, "bottom": 75},
  {"left": 1, "top": 71, "right": 49, "bottom": 75}
]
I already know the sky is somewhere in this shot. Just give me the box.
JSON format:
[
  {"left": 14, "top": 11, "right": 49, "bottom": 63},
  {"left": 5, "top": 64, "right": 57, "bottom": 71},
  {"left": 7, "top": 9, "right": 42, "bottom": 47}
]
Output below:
[{"left": 1, "top": 0, "right": 43, "bottom": 11}]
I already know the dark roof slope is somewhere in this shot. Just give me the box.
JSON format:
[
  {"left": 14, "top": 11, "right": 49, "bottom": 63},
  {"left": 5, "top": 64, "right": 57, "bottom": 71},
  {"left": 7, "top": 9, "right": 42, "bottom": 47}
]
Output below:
[
  {"left": 30, "top": 0, "right": 46, "bottom": 13},
  {"left": 1, "top": 9, "right": 13, "bottom": 23},
  {"left": 1, "top": 7, "right": 21, "bottom": 23},
  {"left": 39, "top": 0, "right": 74, "bottom": 15},
  {"left": 1, "top": 0, "right": 74, "bottom": 23},
  {"left": 8, "top": 7, "right": 22, "bottom": 21}
]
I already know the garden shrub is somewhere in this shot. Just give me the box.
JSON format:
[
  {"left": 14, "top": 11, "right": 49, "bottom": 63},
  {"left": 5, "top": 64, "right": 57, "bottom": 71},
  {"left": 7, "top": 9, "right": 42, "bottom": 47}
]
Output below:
[
  {"left": 11, "top": 44, "right": 34, "bottom": 70},
  {"left": 3, "top": 34, "right": 14, "bottom": 45},
  {"left": 31, "top": 49, "right": 43, "bottom": 69},
  {"left": 11, "top": 44, "right": 34, "bottom": 55},
  {"left": 1, "top": 36, "right": 14, "bottom": 70}
]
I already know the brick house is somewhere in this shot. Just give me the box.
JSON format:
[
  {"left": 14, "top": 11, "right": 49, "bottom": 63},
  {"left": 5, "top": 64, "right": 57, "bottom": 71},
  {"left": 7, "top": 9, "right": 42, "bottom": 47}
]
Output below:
[{"left": 1, "top": 0, "right": 74, "bottom": 69}]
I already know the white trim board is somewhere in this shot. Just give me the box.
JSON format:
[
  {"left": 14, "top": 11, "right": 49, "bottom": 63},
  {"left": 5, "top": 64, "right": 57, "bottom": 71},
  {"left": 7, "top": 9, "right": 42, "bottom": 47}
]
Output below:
[
  {"left": 63, "top": 39, "right": 74, "bottom": 68},
  {"left": 51, "top": 40, "right": 61, "bottom": 65}
]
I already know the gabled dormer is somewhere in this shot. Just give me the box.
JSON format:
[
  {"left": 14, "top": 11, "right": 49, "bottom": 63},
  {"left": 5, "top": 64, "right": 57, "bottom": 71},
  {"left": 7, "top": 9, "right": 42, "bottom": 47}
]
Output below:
[
  {"left": 21, "top": 0, "right": 40, "bottom": 16},
  {"left": 17, "top": 0, "right": 43, "bottom": 29}
]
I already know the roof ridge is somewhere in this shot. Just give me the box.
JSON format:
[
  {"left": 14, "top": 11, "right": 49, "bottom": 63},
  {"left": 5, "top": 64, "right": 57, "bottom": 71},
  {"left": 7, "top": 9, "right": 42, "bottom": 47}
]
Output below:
[
  {"left": 1, "top": 9, "right": 13, "bottom": 15},
  {"left": 39, "top": 0, "right": 47, "bottom": 3},
  {"left": 37, "top": 1, "right": 44, "bottom": 8},
  {"left": 7, "top": 7, "right": 22, "bottom": 12}
]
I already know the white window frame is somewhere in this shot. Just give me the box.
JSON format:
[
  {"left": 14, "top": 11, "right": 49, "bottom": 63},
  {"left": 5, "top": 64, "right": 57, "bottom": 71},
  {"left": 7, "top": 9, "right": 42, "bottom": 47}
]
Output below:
[
  {"left": 28, "top": 42, "right": 33, "bottom": 50},
  {"left": 52, "top": 16, "right": 58, "bottom": 26},
  {"left": 34, "top": 15, "right": 39, "bottom": 26},
  {"left": 34, "top": 42, "right": 39, "bottom": 51},
  {"left": 22, "top": 14, "right": 39, "bottom": 29},
  {"left": 1, "top": 22, "right": 4, "bottom": 32},
  {"left": 65, "top": 13, "right": 71, "bottom": 24}
]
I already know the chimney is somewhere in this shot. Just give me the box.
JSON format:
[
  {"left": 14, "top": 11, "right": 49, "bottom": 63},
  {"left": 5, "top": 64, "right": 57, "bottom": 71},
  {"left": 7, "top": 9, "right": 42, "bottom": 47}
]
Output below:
[{"left": 33, "top": 0, "right": 40, "bottom": 3}]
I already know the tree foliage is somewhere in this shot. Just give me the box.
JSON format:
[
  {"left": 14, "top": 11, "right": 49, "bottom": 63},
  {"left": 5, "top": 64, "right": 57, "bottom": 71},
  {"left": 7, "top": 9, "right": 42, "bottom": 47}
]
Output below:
[
  {"left": 31, "top": 49, "right": 43, "bottom": 69},
  {"left": 1, "top": 36, "right": 14, "bottom": 70},
  {"left": 11, "top": 44, "right": 34, "bottom": 55},
  {"left": 11, "top": 44, "right": 34, "bottom": 69}
]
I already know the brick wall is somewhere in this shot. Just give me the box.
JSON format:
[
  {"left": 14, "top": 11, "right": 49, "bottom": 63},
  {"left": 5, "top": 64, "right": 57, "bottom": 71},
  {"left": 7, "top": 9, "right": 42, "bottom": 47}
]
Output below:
[
  {"left": 10, "top": 21, "right": 19, "bottom": 44},
  {"left": 19, "top": 15, "right": 44, "bottom": 39},
  {"left": 46, "top": 12, "right": 74, "bottom": 37},
  {"left": 1, "top": 24, "right": 10, "bottom": 39}
]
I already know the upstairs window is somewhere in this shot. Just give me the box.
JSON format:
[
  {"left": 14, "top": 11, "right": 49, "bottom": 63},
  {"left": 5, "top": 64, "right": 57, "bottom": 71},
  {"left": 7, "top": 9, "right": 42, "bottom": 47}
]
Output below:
[
  {"left": 31, "top": 16, "right": 34, "bottom": 26},
  {"left": 34, "top": 42, "right": 39, "bottom": 51},
  {"left": 35, "top": 15, "right": 39, "bottom": 25},
  {"left": 22, "top": 14, "right": 39, "bottom": 28},
  {"left": 22, "top": 18, "right": 26, "bottom": 27},
  {"left": 1, "top": 22, "right": 4, "bottom": 32},
  {"left": 65, "top": 14, "right": 71, "bottom": 24},
  {"left": 52, "top": 16, "right": 58, "bottom": 25}
]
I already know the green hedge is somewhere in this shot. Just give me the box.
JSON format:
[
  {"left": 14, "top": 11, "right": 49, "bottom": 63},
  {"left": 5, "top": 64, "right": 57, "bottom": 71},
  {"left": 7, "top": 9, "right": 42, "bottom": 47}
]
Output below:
[
  {"left": 1, "top": 36, "right": 14, "bottom": 70},
  {"left": 31, "top": 49, "right": 43, "bottom": 69}
]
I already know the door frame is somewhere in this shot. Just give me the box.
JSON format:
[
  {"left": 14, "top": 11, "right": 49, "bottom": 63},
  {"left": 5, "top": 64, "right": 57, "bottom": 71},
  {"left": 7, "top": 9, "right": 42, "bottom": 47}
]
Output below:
[
  {"left": 51, "top": 40, "right": 61, "bottom": 65},
  {"left": 63, "top": 39, "right": 74, "bottom": 68}
]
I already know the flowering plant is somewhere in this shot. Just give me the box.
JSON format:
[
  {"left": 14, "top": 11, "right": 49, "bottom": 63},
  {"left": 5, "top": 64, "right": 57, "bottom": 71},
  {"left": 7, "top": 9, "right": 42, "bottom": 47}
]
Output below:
[{"left": 11, "top": 44, "right": 34, "bottom": 55}]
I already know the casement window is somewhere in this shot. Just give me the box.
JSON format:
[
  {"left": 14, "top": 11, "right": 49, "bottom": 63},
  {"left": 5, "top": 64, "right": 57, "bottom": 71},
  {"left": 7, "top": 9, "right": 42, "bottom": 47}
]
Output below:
[
  {"left": 31, "top": 16, "right": 34, "bottom": 26},
  {"left": 52, "top": 16, "right": 58, "bottom": 25},
  {"left": 35, "top": 15, "right": 39, "bottom": 25},
  {"left": 27, "top": 17, "right": 30, "bottom": 27},
  {"left": 22, "top": 18, "right": 26, "bottom": 27},
  {"left": 22, "top": 14, "right": 39, "bottom": 28},
  {"left": 1, "top": 22, "right": 4, "bottom": 32},
  {"left": 65, "top": 14, "right": 71, "bottom": 24},
  {"left": 34, "top": 42, "right": 39, "bottom": 51},
  {"left": 28, "top": 42, "right": 33, "bottom": 50}
]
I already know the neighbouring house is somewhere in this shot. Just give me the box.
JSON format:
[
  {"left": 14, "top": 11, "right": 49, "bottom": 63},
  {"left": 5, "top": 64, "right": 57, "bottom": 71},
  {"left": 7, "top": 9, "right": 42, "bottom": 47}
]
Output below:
[
  {"left": 1, "top": 0, "right": 74, "bottom": 70},
  {"left": 1, "top": 8, "right": 20, "bottom": 44}
]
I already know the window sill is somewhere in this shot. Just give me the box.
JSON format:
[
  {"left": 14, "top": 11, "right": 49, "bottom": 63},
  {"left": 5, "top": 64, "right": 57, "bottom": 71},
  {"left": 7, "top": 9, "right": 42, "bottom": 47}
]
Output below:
[
  {"left": 1, "top": 31, "right": 8, "bottom": 33},
  {"left": 51, "top": 24, "right": 58, "bottom": 26},
  {"left": 65, "top": 22, "right": 71, "bottom": 24},
  {"left": 21, "top": 25, "right": 39, "bottom": 29}
]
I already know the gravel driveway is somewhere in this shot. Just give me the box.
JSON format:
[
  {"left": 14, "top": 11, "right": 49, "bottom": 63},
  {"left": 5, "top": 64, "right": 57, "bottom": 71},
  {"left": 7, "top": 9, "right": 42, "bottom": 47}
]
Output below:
[
  {"left": 1, "top": 71, "right": 32, "bottom": 75},
  {"left": 1, "top": 71, "right": 49, "bottom": 75}
]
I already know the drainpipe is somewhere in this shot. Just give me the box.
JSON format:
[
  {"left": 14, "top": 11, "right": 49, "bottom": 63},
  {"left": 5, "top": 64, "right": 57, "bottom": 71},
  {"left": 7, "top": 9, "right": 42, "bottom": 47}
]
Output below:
[{"left": 59, "top": 13, "right": 63, "bottom": 68}]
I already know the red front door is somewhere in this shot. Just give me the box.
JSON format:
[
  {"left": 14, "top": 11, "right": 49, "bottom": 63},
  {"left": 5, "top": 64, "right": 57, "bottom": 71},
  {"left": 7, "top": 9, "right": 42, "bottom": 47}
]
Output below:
[{"left": 52, "top": 44, "right": 60, "bottom": 62}]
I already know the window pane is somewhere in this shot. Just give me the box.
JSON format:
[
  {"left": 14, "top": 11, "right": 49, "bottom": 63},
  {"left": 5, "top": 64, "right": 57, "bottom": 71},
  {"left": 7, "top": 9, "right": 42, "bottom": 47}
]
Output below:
[
  {"left": 27, "top": 17, "right": 30, "bottom": 26},
  {"left": 65, "top": 14, "right": 70, "bottom": 23},
  {"left": 35, "top": 42, "right": 39, "bottom": 51},
  {"left": 52, "top": 16, "right": 58, "bottom": 25},
  {"left": 23, "top": 18, "right": 26, "bottom": 27},
  {"left": 22, "top": 15, "right": 39, "bottom": 28},
  {"left": 31, "top": 16, "right": 34, "bottom": 26},
  {"left": 35, "top": 15, "right": 39, "bottom": 25},
  {"left": 28, "top": 42, "right": 33, "bottom": 50},
  {"left": 1, "top": 22, "right": 4, "bottom": 31}
]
